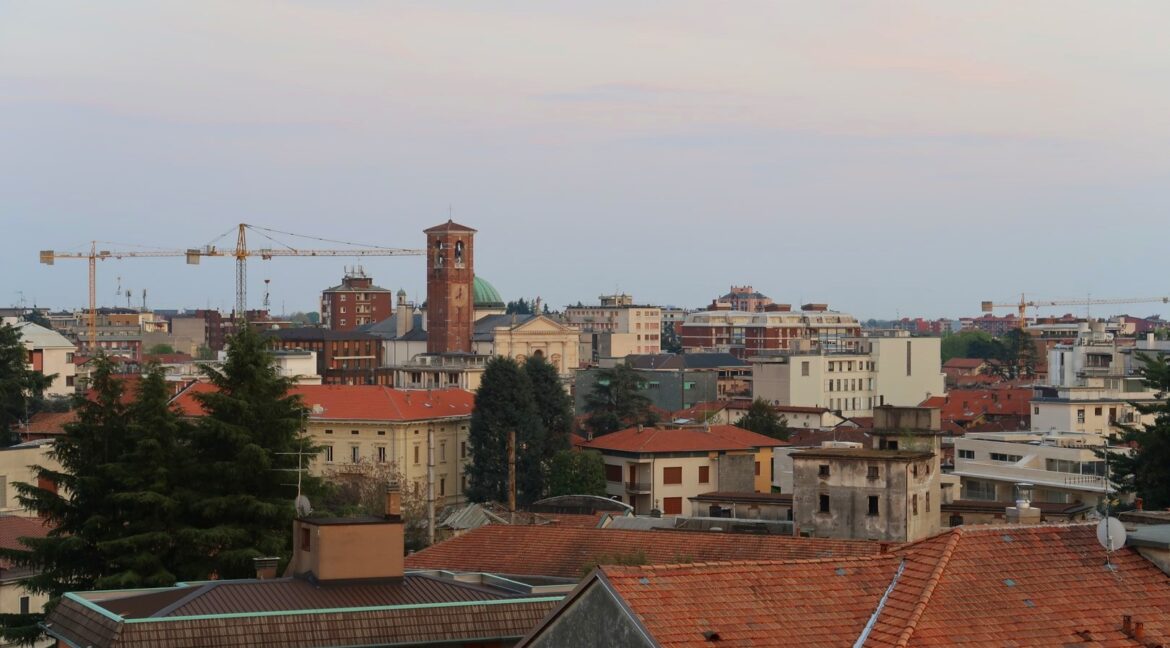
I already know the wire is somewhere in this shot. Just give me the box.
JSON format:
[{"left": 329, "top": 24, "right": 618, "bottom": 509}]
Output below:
[
  {"left": 246, "top": 227, "right": 298, "bottom": 252},
  {"left": 246, "top": 224, "right": 408, "bottom": 251},
  {"left": 203, "top": 226, "right": 238, "bottom": 248}
]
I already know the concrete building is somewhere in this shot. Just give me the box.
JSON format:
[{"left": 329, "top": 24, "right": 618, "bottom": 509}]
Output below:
[
  {"left": 709, "top": 285, "right": 773, "bottom": 312},
  {"left": 320, "top": 267, "right": 394, "bottom": 331},
  {"left": 790, "top": 407, "right": 942, "bottom": 543},
  {"left": 564, "top": 295, "right": 661, "bottom": 365},
  {"left": 751, "top": 334, "right": 944, "bottom": 418},
  {"left": 580, "top": 424, "right": 786, "bottom": 516},
  {"left": 573, "top": 366, "right": 719, "bottom": 413},
  {"left": 266, "top": 327, "right": 387, "bottom": 385},
  {"left": 12, "top": 321, "right": 76, "bottom": 396},
  {"left": 680, "top": 304, "right": 862, "bottom": 360},
  {"left": 952, "top": 430, "right": 1126, "bottom": 507}
]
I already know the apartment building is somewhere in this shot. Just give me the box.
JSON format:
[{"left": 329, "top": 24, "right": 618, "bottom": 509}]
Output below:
[
  {"left": 751, "top": 334, "right": 944, "bottom": 418},
  {"left": 564, "top": 294, "right": 661, "bottom": 364},
  {"left": 320, "top": 267, "right": 394, "bottom": 332},
  {"left": 581, "top": 424, "right": 786, "bottom": 516},
  {"left": 13, "top": 321, "right": 76, "bottom": 396},
  {"left": 952, "top": 431, "right": 1126, "bottom": 507},
  {"left": 680, "top": 304, "right": 862, "bottom": 360}
]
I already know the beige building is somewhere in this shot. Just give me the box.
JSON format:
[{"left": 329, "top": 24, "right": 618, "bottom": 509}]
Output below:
[
  {"left": 565, "top": 294, "right": 661, "bottom": 365},
  {"left": 173, "top": 383, "right": 475, "bottom": 506},
  {"left": 751, "top": 334, "right": 944, "bottom": 418},
  {"left": 14, "top": 322, "right": 76, "bottom": 397},
  {"left": 580, "top": 424, "right": 786, "bottom": 516},
  {"left": 0, "top": 439, "right": 59, "bottom": 514}
]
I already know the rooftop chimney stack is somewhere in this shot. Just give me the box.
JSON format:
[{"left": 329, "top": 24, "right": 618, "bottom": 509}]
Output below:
[
  {"left": 253, "top": 557, "right": 280, "bottom": 580},
  {"left": 386, "top": 481, "right": 402, "bottom": 521}
]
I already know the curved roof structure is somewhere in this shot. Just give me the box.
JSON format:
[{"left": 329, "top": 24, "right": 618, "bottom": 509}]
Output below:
[{"left": 474, "top": 276, "right": 504, "bottom": 309}]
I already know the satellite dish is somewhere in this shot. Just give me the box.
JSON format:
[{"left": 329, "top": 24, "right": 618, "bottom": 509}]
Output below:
[
  {"left": 295, "top": 495, "right": 313, "bottom": 517},
  {"left": 1096, "top": 516, "right": 1126, "bottom": 551}
]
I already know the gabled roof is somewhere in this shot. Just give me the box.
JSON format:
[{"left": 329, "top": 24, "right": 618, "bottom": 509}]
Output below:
[
  {"left": 405, "top": 524, "right": 880, "bottom": 579},
  {"left": 580, "top": 424, "right": 788, "bottom": 453},
  {"left": 942, "top": 358, "right": 986, "bottom": 369},
  {"left": 543, "top": 524, "right": 1170, "bottom": 647},
  {"left": 171, "top": 383, "right": 473, "bottom": 422},
  {"left": 11, "top": 321, "right": 75, "bottom": 349},
  {"left": 0, "top": 516, "right": 51, "bottom": 570}
]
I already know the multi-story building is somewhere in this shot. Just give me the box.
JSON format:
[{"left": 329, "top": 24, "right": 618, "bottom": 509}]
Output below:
[
  {"left": 680, "top": 304, "right": 862, "bottom": 360},
  {"left": 751, "top": 334, "right": 944, "bottom": 418},
  {"left": 581, "top": 424, "right": 786, "bottom": 516},
  {"left": 564, "top": 295, "right": 661, "bottom": 364},
  {"left": 573, "top": 353, "right": 749, "bottom": 414},
  {"left": 709, "top": 285, "right": 773, "bottom": 312},
  {"left": 173, "top": 383, "right": 474, "bottom": 506},
  {"left": 952, "top": 430, "right": 1127, "bottom": 507},
  {"left": 266, "top": 328, "right": 387, "bottom": 385},
  {"left": 320, "top": 267, "right": 394, "bottom": 332},
  {"left": 959, "top": 313, "right": 1024, "bottom": 336},
  {"left": 13, "top": 322, "right": 76, "bottom": 396}
]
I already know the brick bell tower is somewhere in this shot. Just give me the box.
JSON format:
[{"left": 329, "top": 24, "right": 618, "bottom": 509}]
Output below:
[{"left": 424, "top": 220, "right": 476, "bottom": 354}]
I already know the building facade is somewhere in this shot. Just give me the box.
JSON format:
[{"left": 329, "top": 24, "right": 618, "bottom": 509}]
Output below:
[
  {"left": 564, "top": 295, "right": 661, "bottom": 365},
  {"left": 425, "top": 220, "right": 476, "bottom": 355},
  {"left": 680, "top": 304, "right": 862, "bottom": 360},
  {"left": 14, "top": 322, "right": 76, "bottom": 396},
  {"left": 320, "top": 267, "right": 394, "bottom": 331}
]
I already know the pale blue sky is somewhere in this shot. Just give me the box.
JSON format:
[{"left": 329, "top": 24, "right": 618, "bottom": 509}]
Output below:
[{"left": 3, "top": 2, "right": 1169, "bottom": 319}]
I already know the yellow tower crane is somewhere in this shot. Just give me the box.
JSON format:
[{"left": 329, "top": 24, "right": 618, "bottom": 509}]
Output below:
[
  {"left": 41, "top": 224, "right": 426, "bottom": 351},
  {"left": 981, "top": 294, "right": 1170, "bottom": 329}
]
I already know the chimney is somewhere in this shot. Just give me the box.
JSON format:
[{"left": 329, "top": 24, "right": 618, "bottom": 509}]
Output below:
[
  {"left": 1137, "top": 497, "right": 1144, "bottom": 511},
  {"left": 1134, "top": 621, "right": 1145, "bottom": 640},
  {"left": 1123, "top": 615, "right": 1132, "bottom": 635},
  {"left": 253, "top": 556, "right": 279, "bottom": 580},
  {"left": 386, "top": 481, "right": 402, "bottom": 520}
]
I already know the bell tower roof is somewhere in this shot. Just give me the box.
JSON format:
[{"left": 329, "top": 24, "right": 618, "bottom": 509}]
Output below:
[{"left": 424, "top": 219, "right": 478, "bottom": 234}]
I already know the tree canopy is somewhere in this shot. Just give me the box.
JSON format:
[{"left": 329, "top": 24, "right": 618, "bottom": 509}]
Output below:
[
  {"left": 582, "top": 363, "right": 655, "bottom": 438},
  {"left": 733, "top": 398, "right": 789, "bottom": 440},
  {"left": 466, "top": 356, "right": 545, "bottom": 505},
  {"left": 547, "top": 449, "right": 607, "bottom": 497},
  {"left": 1108, "top": 352, "right": 1170, "bottom": 509}
]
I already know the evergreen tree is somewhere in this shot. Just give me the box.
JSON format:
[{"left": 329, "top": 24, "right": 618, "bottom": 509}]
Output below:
[
  {"left": 0, "top": 322, "right": 53, "bottom": 446},
  {"left": 1108, "top": 352, "right": 1170, "bottom": 508},
  {"left": 547, "top": 449, "right": 606, "bottom": 497},
  {"left": 3, "top": 358, "right": 132, "bottom": 607},
  {"left": 466, "top": 356, "right": 545, "bottom": 505},
  {"left": 583, "top": 363, "right": 653, "bottom": 438},
  {"left": 525, "top": 355, "right": 572, "bottom": 456},
  {"left": 733, "top": 398, "right": 789, "bottom": 440},
  {"left": 178, "top": 325, "right": 319, "bottom": 580}
]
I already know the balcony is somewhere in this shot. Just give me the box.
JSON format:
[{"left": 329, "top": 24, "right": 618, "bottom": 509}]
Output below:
[{"left": 625, "top": 481, "right": 652, "bottom": 494}]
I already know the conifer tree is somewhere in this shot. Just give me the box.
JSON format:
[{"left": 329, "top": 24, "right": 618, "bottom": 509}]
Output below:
[
  {"left": 734, "top": 398, "right": 790, "bottom": 440},
  {"left": 0, "top": 322, "right": 52, "bottom": 446},
  {"left": 178, "top": 325, "right": 319, "bottom": 580},
  {"left": 466, "top": 356, "right": 545, "bottom": 504},
  {"left": 1108, "top": 352, "right": 1170, "bottom": 508},
  {"left": 583, "top": 363, "right": 654, "bottom": 438},
  {"left": 525, "top": 355, "right": 572, "bottom": 456}
]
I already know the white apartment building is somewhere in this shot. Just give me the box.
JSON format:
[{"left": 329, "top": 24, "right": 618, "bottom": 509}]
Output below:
[
  {"left": 1032, "top": 323, "right": 1164, "bottom": 436},
  {"left": 952, "top": 431, "right": 1127, "bottom": 507},
  {"left": 13, "top": 321, "right": 76, "bottom": 397},
  {"left": 564, "top": 294, "right": 662, "bottom": 363},
  {"left": 751, "top": 335, "right": 944, "bottom": 419}
]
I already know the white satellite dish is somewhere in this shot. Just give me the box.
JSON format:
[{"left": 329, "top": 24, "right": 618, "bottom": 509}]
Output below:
[
  {"left": 295, "top": 495, "right": 313, "bottom": 517},
  {"left": 1096, "top": 516, "right": 1126, "bottom": 551}
]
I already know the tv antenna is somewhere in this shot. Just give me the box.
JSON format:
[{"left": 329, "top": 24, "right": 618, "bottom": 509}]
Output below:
[
  {"left": 1096, "top": 439, "right": 1126, "bottom": 564},
  {"left": 276, "top": 442, "right": 316, "bottom": 517}
]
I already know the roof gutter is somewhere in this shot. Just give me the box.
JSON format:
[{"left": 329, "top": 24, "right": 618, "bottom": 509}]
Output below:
[{"left": 852, "top": 558, "right": 905, "bottom": 648}]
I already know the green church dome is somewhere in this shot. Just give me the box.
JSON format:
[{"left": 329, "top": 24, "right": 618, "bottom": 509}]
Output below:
[{"left": 473, "top": 276, "right": 505, "bottom": 309}]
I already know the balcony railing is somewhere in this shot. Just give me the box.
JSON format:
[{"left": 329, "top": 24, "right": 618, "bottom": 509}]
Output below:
[{"left": 625, "top": 481, "right": 652, "bottom": 493}]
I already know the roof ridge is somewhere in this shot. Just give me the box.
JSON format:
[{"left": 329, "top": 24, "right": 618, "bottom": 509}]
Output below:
[{"left": 890, "top": 528, "right": 963, "bottom": 648}]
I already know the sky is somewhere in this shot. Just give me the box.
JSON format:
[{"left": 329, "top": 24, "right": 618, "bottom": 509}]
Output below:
[{"left": 3, "top": 2, "right": 1169, "bottom": 320}]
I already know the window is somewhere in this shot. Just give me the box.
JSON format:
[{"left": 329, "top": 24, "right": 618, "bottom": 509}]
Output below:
[
  {"left": 1094, "top": 406, "right": 1103, "bottom": 416},
  {"left": 413, "top": 445, "right": 420, "bottom": 465},
  {"left": 300, "top": 527, "right": 311, "bottom": 550},
  {"left": 663, "top": 467, "right": 683, "bottom": 485},
  {"left": 867, "top": 466, "right": 879, "bottom": 480},
  {"left": 377, "top": 446, "right": 387, "bottom": 463},
  {"left": 990, "top": 453, "right": 1022, "bottom": 463},
  {"left": 461, "top": 441, "right": 467, "bottom": 459},
  {"left": 1076, "top": 408, "right": 1086, "bottom": 424},
  {"left": 958, "top": 449, "right": 975, "bottom": 460},
  {"left": 440, "top": 477, "right": 446, "bottom": 496},
  {"left": 926, "top": 492, "right": 931, "bottom": 512},
  {"left": 801, "top": 361, "right": 810, "bottom": 377},
  {"left": 350, "top": 445, "right": 360, "bottom": 463},
  {"left": 663, "top": 497, "right": 682, "bottom": 515},
  {"left": 698, "top": 466, "right": 710, "bottom": 483},
  {"left": 818, "top": 464, "right": 830, "bottom": 478},
  {"left": 964, "top": 479, "right": 997, "bottom": 501},
  {"left": 440, "top": 441, "right": 447, "bottom": 463},
  {"left": 324, "top": 445, "right": 334, "bottom": 463},
  {"left": 912, "top": 494, "right": 919, "bottom": 515},
  {"left": 605, "top": 464, "right": 623, "bottom": 482},
  {"left": 351, "top": 429, "right": 359, "bottom": 435},
  {"left": 377, "top": 430, "right": 386, "bottom": 436},
  {"left": 325, "top": 429, "right": 333, "bottom": 435},
  {"left": 754, "top": 461, "right": 761, "bottom": 476},
  {"left": 819, "top": 494, "right": 830, "bottom": 513},
  {"left": 66, "top": 375, "right": 74, "bottom": 387},
  {"left": 913, "top": 464, "right": 919, "bottom": 478},
  {"left": 1034, "top": 406, "right": 1040, "bottom": 415},
  {"left": 867, "top": 496, "right": 879, "bottom": 516}
]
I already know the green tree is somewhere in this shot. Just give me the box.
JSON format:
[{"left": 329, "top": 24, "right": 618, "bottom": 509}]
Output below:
[
  {"left": 506, "top": 298, "right": 533, "bottom": 315},
  {"left": 195, "top": 345, "right": 216, "bottom": 360},
  {"left": 660, "top": 323, "right": 683, "bottom": 354},
  {"left": 22, "top": 310, "right": 51, "bottom": 328},
  {"left": 997, "top": 329, "right": 1039, "bottom": 379},
  {"left": 2, "top": 358, "right": 133, "bottom": 626},
  {"left": 147, "top": 343, "right": 176, "bottom": 355},
  {"left": 177, "top": 325, "right": 321, "bottom": 580},
  {"left": 466, "top": 356, "right": 545, "bottom": 505},
  {"left": 0, "top": 322, "right": 53, "bottom": 446},
  {"left": 583, "top": 363, "right": 654, "bottom": 438},
  {"left": 733, "top": 398, "right": 789, "bottom": 440},
  {"left": 940, "top": 330, "right": 995, "bottom": 363},
  {"left": 525, "top": 356, "right": 572, "bottom": 457},
  {"left": 1107, "top": 352, "right": 1170, "bottom": 508},
  {"left": 547, "top": 449, "right": 606, "bottom": 497}
]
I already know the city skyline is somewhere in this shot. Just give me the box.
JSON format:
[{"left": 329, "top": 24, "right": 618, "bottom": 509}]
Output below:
[{"left": 4, "top": 2, "right": 1170, "bottom": 318}]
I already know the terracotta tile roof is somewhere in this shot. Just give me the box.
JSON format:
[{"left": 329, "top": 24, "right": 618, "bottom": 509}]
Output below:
[
  {"left": 580, "top": 424, "right": 788, "bottom": 454},
  {"left": 787, "top": 428, "right": 872, "bottom": 447},
  {"left": 920, "top": 388, "right": 1033, "bottom": 424},
  {"left": 0, "top": 516, "right": 51, "bottom": 570},
  {"left": 24, "top": 411, "right": 76, "bottom": 436},
  {"left": 171, "top": 383, "right": 473, "bottom": 422},
  {"left": 942, "top": 358, "right": 986, "bottom": 369},
  {"left": 574, "top": 524, "right": 1170, "bottom": 647},
  {"left": 405, "top": 524, "right": 880, "bottom": 579},
  {"left": 601, "top": 555, "right": 904, "bottom": 647},
  {"left": 671, "top": 401, "right": 728, "bottom": 421}
]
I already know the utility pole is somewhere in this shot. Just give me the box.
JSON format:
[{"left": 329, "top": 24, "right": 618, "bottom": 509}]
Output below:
[
  {"left": 427, "top": 426, "right": 436, "bottom": 546},
  {"left": 507, "top": 429, "right": 517, "bottom": 524}
]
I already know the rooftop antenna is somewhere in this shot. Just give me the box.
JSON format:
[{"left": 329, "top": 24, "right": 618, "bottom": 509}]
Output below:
[
  {"left": 276, "top": 441, "right": 316, "bottom": 517},
  {"left": 1096, "top": 438, "right": 1126, "bottom": 566},
  {"left": 142, "top": 289, "right": 147, "bottom": 312}
]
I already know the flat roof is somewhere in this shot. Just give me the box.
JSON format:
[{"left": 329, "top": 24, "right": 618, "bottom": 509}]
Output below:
[{"left": 791, "top": 448, "right": 933, "bottom": 461}]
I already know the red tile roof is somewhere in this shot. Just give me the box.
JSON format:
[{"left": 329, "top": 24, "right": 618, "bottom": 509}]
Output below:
[
  {"left": 0, "top": 516, "right": 51, "bottom": 570},
  {"left": 942, "top": 358, "right": 986, "bottom": 370},
  {"left": 920, "top": 388, "right": 1033, "bottom": 424},
  {"left": 670, "top": 401, "right": 727, "bottom": 421},
  {"left": 580, "top": 424, "right": 787, "bottom": 453},
  {"left": 579, "top": 524, "right": 1170, "bottom": 647},
  {"left": 171, "top": 383, "right": 474, "bottom": 422},
  {"left": 24, "top": 411, "right": 76, "bottom": 436},
  {"left": 405, "top": 525, "right": 879, "bottom": 579}
]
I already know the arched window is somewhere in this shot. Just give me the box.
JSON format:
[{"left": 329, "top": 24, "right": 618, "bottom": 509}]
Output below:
[
  {"left": 434, "top": 241, "right": 445, "bottom": 268},
  {"left": 454, "top": 240, "right": 465, "bottom": 268},
  {"left": 533, "top": 349, "right": 544, "bottom": 360}
]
